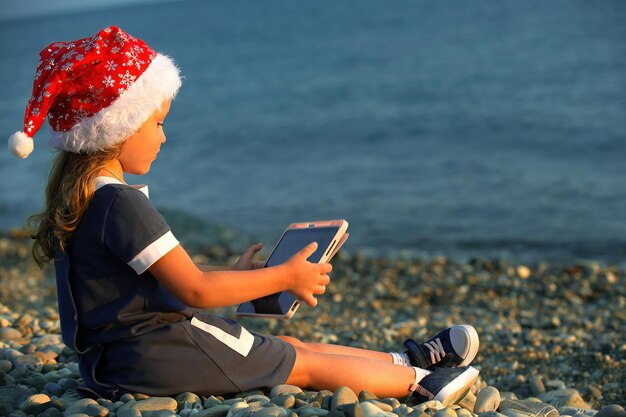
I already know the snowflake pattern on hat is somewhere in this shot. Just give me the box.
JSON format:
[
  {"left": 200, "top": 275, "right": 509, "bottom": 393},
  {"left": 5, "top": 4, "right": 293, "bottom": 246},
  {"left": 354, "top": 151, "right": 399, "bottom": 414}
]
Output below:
[
  {"left": 9, "top": 26, "right": 181, "bottom": 158},
  {"left": 31, "top": 27, "right": 155, "bottom": 134}
]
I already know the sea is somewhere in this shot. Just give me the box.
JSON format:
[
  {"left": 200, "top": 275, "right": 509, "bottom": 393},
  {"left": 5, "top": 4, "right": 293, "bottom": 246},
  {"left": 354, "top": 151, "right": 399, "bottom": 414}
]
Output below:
[{"left": 1, "top": 0, "right": 625, "bottom": 265}]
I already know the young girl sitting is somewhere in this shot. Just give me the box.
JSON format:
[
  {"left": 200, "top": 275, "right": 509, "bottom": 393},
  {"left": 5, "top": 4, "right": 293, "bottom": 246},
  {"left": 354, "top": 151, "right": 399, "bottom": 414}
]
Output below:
[{"left": 9, "top": 26, "right": 480, "bottom": 405}]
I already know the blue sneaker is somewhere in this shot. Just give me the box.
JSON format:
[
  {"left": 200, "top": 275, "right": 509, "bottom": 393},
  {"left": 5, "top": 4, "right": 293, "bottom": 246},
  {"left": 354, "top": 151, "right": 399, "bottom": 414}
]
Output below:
[
  {"left": 404, "top": 325, "right": 479, "bottom": 368},
  {"left": 412, "top": 366, "right": 479, "bottom": 406}
]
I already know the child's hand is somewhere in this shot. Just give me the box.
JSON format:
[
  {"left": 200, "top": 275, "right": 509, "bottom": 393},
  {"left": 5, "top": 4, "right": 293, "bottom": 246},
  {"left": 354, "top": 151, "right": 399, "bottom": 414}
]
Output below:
[
  {"left": 284, "top": 242, "right": 332, "bottom": 307},
  {"left": 234, "top": 243, "right": 265, "bottom": 271}
]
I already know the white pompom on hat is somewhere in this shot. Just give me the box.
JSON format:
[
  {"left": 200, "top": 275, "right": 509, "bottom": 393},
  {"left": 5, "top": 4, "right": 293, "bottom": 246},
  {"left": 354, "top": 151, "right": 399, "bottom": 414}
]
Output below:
[
  {"left": 8, "top": 26, "right": 182, "bottom": 158},
  {"left": 8, "top": 131, "right": 34, "bottom": 159}
]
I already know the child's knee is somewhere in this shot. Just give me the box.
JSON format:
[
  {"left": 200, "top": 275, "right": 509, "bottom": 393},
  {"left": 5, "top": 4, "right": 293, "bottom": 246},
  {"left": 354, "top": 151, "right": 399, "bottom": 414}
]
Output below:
[
  {"left": 278, "top": 335, "right": 305, "bottom": 348},
  {"left": 285, "top": 344, "right": 316, "bottom": 387}
]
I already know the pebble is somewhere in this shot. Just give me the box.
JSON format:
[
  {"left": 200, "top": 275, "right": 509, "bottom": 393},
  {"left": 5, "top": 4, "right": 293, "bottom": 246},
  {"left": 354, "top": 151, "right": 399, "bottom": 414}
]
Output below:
[
  {"left": 44, "top": 382, "right": 64, "bottom": 396},
  {"left": 0, "top": 385, "right": 32, "bottom": 407},
  {"left": 379, "top": 398, "right": 401, "bottom": 409},
  {"left": 433, "top": 407, "right": 457, "bottom": 417},
  {"left": 500, "top": 410, "right": 535, "bottom": 417},
  {"left": 538, "top": 389, "right": 590, "bottom": 409},
  {"left": 245, "top": 394, "right": 271, "bottom": 405},
  {"left": 272, "top": 394, "right": 296, "bottom": 408},
  {"left": 204, "top": 396, "right": 223, "bottom": 408},
  {"left": 331, "top": 387, "right": 358, "bottom": 409},
  {"left": 63, "top": 398, "right": 109, "bottom": 417},
  {"left": 177, "top": 392, "right": 202, "bottom": 409},
  {"left": 364, "top": 400, "right": 393, "bottom": 412},
  {"left": 271, "top": 385, "right": 303, "bottom": 397},
  {"left": 225, "top": 400, "right": 249, "bottom": 417},
  {"left": 595, "top": 405, "right": 626, "bottom": 417},
  {"left": 458, "top": 390, "right": 476, "bottom": 411},
  {"left": 474, "top": 386, "right": 501, "bottom": 413},
  {"left": 224, "top": 398, "right": 246, "bottom": 406},
  {"left": 12, "top": 353, "right": 44, "bottom": 373},
  {"left": 118, "top": 408, "right": 141, "bottom": 417},
  {"left": 119, "top": 393, "right": 135, "bottom": 402},
  {"left": 394, "top": 404, "right": 411, "bottom": 417},
  {"left": 499, "top": 400, "right": 558, "bottom": 417},
  {"left": 546, "top": 381, "right": 568, "bottom": 391},
  {"left": 0, "top": 327, "right": 22, "bottom": 340},
  {"left": 44, "top": 368, "right": 73, "bottom": 383},
  {"left": 499, "top": 393, "right": 517, "bottom": 402},
  {"left": 358, "top": 391, "right": 378, "bottom": 402},
  {"left": 529, "top": 376, "right": 546, "bottom": 395},
  {"left": 300, "top": 408, "right": 329, "bottom": 417},
  {"left": 357, "top": 402, "right": 386, "bottom": 417},
  {"left": 477, "top": 412, "right": 507, "bottom": 417},
  {"left": 559, "top": 408, "right": 597, "bottom": 417},
  {"left": 455, "top": 409, "right": 473, "bottom": 417},
  {"left": 413, "top": 401, "right": 445, "bottom": 413},
  {"left": 0, "top": 359, "right": 12, "bottom": 372},
  {"left": 41, "top": 408, "right": 63, "bottom": 417},
  {"left": 586, "top": 385, "right": 602, "bottom": 401},
  {"left": 196, "top": 404, "right": 232, "bottom": 417},
  {"left": 18, "top": 393, "right": 51, "bottom": 414},
  {"left": 145, "top": 412, "right": 176, "bottom": 417},
  {"left": 255, "top": 406, "right": 288, "bottom": 417},
  {"left": 516, "top": 266, "right": 531, "bottom": 279},
  {"left": 132, "top": 397, "right": 178, "bottom": 412}
]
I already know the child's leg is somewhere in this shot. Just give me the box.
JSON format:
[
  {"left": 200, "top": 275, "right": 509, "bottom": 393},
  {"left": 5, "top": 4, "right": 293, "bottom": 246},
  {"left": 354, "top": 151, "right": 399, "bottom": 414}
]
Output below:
[
  {"left": 285, "top": 343, "right": 416, "bottom": 398},
  {"left": 280, "top": 336, "right": 479, "bottom": 404},
  {"left": 281, "top": 324, "right": 480, "bottom": 369},
  {"left": 278, "top": 336, "right": 393, "bottom": 363}
]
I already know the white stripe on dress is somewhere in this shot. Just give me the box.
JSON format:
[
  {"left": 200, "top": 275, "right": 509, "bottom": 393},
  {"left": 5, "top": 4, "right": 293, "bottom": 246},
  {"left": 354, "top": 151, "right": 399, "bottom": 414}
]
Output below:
[
  {"left": 128, "top": 231, "right": 179, "bottom": 274},
  {"left": 190, "top": 317, "right": 255, "bottom": 357}
]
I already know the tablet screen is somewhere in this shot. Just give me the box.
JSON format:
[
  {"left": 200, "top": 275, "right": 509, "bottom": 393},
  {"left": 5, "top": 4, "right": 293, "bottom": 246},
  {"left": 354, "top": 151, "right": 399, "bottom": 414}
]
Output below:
[
  {"left": 265, "top": 226, "right": 339, "bottom": 266},
  {"left": 237, "top": 226, "right": 340, "bottom": 316}
]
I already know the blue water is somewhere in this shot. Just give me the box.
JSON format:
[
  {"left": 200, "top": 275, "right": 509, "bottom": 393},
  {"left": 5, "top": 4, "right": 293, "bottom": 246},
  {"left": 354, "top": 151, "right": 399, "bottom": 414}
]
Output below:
[{"left": 1, "top": 0, "right": 626, "bottom": 263}]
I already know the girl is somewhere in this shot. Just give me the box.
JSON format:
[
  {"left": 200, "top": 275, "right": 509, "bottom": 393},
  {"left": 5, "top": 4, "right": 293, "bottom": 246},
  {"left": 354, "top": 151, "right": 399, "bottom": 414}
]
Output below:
[{"left": 10, "top": 26, "right": 480, "bottom": 405}]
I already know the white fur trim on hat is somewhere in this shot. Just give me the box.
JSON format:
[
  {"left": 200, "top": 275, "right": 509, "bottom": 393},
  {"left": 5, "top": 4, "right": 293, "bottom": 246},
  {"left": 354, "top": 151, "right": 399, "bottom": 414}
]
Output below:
[
  {"left": 49, "top": 54, "right": 182, "bottom": 154},
  {"left": 8, "top": 131, "right": 34, "bottom": 159}
]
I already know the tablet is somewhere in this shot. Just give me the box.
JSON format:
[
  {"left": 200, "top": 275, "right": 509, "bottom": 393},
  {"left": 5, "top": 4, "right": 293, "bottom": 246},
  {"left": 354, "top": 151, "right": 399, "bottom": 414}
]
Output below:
[{"left": 236, "top": 219, "right": 349, "bottom": 319}]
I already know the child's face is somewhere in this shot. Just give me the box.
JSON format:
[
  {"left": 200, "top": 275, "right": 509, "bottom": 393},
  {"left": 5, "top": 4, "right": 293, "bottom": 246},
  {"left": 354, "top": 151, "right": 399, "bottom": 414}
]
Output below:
[{"left": 119, "top": 100, "right": 171, "bottom": 175}]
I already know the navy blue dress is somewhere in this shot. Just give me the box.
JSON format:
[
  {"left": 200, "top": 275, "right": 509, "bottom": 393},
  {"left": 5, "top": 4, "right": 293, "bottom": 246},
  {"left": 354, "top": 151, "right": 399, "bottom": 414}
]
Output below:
[{"left": 54, "top": 178, "right": 295, "bottom": 399}]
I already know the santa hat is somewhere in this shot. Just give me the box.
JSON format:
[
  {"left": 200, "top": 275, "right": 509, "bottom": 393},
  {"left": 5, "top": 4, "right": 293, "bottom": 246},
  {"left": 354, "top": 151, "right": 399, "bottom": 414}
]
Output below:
[{"left": 8, "top": 26, "right": 181, "bottom": 158}]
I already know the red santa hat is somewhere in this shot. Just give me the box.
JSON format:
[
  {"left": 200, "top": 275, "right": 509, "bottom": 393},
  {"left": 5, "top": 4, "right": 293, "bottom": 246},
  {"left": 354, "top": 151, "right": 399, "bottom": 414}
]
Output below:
[{"left": 8, "top": 26, "right": 181, "bottom": 158}]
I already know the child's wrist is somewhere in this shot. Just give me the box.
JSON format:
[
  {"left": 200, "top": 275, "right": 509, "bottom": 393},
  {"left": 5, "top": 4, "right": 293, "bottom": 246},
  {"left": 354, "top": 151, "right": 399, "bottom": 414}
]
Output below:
[{"left": 275, "top": 263, "right": 294, "bottom": 292}]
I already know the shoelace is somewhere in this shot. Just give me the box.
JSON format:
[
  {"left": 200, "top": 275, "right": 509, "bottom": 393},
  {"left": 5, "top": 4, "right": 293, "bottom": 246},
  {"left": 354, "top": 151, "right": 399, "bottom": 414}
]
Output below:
[{"left": 423, "top": 338, "right": 446, "bottom": 364}]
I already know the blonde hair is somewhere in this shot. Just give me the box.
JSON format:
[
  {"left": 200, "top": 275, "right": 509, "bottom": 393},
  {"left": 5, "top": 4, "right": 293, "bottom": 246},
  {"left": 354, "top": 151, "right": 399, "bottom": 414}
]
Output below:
[{"left": 29, "top": 143, "right": 125, "bottom": 266}]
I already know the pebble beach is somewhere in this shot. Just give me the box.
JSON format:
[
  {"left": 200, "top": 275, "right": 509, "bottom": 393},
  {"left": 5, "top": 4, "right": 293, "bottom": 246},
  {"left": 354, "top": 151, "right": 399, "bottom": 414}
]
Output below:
[{"left": 0, "top": 229, "right": 624, "bottom": 417}]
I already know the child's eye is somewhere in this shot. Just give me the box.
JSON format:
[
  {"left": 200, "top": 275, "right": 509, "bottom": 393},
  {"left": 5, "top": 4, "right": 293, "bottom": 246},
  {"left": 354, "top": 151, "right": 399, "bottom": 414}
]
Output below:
[{"left": 157, "top": 122, "right": 164, "bottom": 128}]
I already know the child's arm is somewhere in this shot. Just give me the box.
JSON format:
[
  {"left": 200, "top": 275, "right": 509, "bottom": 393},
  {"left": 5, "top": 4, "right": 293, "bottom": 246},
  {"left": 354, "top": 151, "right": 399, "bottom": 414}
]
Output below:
[
  {"left": 199, "top": 265, "right": 234, "bottom": 272},
  {"left": 148, "top": 242, "right": 331, "bottom": 309}
]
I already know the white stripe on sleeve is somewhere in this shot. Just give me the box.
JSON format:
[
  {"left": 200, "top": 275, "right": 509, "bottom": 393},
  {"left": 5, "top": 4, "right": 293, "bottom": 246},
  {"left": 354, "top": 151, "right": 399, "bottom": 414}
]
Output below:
[{"left": 128, "top": 230, "right": 179, "bottom": 274}]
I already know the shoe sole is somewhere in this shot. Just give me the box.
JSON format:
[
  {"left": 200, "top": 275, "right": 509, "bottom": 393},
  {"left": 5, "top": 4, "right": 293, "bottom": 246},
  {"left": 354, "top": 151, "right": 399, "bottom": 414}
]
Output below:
[
  {"left": 450, "top": 325, "right": 479, "bottom": 367},
  {"left": 433, "top": 366, "right": 480, "bottom": 406}
]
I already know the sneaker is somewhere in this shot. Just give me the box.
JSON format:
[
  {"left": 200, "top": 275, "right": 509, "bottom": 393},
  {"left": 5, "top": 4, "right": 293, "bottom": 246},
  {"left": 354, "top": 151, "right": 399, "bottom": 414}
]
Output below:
[
  {"left": 412, "top": 366, "right": 479, "bottom": 406},
  {"left": 404, "top": 325, "right": 479, "bottom": 368}
]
